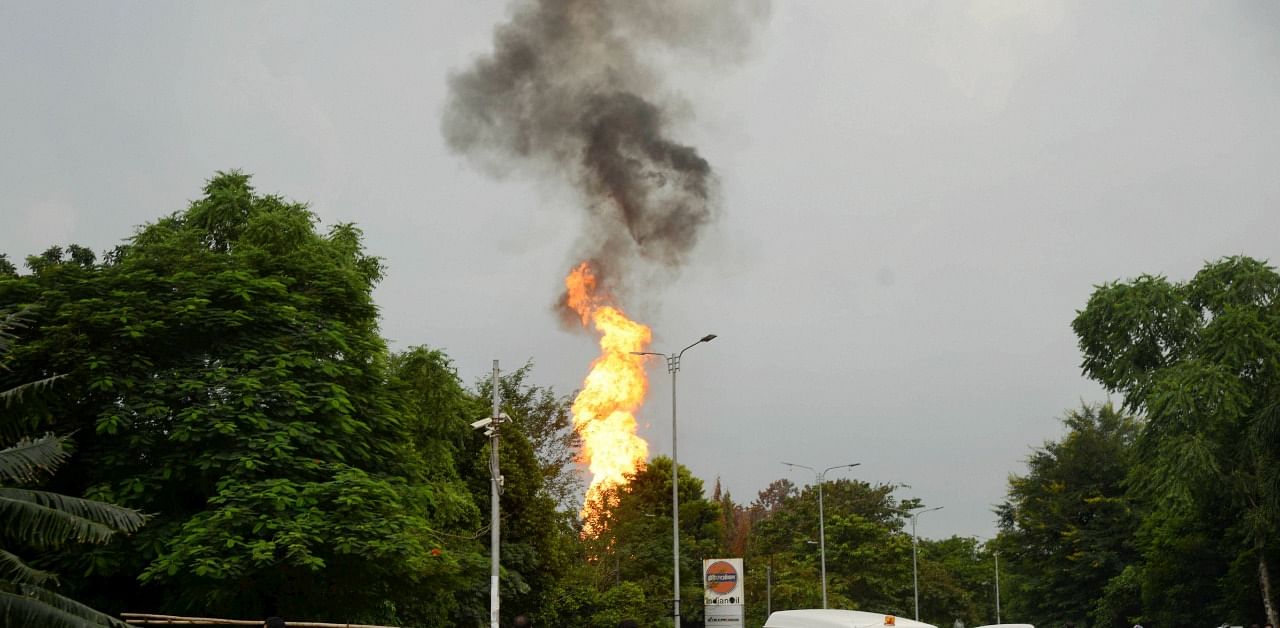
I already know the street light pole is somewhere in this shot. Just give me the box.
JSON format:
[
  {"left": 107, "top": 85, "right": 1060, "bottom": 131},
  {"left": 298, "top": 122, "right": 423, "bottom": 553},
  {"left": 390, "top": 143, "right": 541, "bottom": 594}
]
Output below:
[
  {"left": 479, "top": 361, "right": 508, "bottom": 628},
  {"left": 994, "top": 550, "right": 1001, "bottom": 624},
  {"left": 782, "top": 462, "right": 861, "bottom": 609},
  {"left": 766, "top": 561, "right": 772, "bottom": 618},
  {"left": 909, "top": 506, "right": 943, "bottom": 621},
  {"left": 633, "top": 333, "right": 716, "bottom": 627}
]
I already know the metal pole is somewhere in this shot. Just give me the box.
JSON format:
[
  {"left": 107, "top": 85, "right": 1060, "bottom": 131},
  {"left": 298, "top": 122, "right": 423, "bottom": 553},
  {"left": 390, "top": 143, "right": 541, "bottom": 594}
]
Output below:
[
  {"left": 911, "top": 515, "right": 919, "bottom": 621},
  {"left": 781, "top": 462, "right": 859, "bottom": 610},
  {"left": 766, "top": 562, "right": 772, "bottom": 618},
  {"left": 817, "top": 477, "right": 828, "bottom": 608},
  {"left": 994, "top": 551, "right": 1001, "bottom": 624},
  {"left": 671, "top": 361, "right": 681, "bottom": 627},
  {"left": 632, "top": 335, "right": 715, "bottom": 628},
  {"left": 909, "top": 506, "right": 943, "bottom": 622},
  {"left": 489, "top": 360, "right": 500, "bottom": 628}
]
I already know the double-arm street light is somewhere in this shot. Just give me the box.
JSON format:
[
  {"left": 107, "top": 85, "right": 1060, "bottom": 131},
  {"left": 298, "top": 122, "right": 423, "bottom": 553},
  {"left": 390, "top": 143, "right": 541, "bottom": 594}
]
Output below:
[
  {"left": 632, "top": 333, "right": 716, "bottom": 628},
  {"left": 781, "top": 462, "right": 861, "bottom": 609},
  {"left": 908, "top": 505, "right": 943, "bottom": 621}
]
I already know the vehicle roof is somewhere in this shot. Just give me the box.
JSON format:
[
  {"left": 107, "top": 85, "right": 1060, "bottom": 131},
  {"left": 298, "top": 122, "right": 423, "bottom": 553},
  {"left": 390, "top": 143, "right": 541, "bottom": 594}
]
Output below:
[{"left": 764, "top": 609, "right": 939, "bottom": 628}]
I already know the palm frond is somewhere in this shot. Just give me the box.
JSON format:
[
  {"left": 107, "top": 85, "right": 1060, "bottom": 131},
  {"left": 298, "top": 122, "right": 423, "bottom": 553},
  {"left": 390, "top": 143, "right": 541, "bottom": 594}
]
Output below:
[
  {"left": 1, "top": 374, "right": 66, "bottom": 408},
  {"left": 0, "top": 585, "right": 132, "bottom": 628},
  {"left": 0, "top": 548, "right": 56, "bottom": 585},
  {"left": 0, "top": 308, "right": 35, "bottom": 353},
  {"left": 0, "top": 306, "right": 37, "bottom": 355},
  {"left": 0, "top": 488, "right": 146, "bottom": 548},
  {"left": 1250, "top": 400, "right": 1280, "bottom": 453},
  {"left": 1, "top": 305, "right": 63, "bottom": 409},
  {"left": 0, "top": 434, "right": 69, "bottom": 483},
  {"left": 20, "top": 583, "right": 134, "bottom": 627}
]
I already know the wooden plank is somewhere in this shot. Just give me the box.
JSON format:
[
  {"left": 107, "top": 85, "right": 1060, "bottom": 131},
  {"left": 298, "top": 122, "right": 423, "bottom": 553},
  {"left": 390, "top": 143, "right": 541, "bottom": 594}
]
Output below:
[{"left": 121, "top": 612, "right": 399, "bottom": 628}]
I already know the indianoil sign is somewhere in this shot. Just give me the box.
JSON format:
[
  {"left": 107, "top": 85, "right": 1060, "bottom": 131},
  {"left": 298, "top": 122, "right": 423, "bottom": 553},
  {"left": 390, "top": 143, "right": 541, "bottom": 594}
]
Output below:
[{"left": 704, "top": 558, "right": 744, "bottom": 626}]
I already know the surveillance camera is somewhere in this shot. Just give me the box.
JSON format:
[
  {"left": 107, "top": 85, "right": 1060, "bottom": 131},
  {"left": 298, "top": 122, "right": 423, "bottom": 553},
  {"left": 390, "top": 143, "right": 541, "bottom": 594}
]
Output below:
[{"left": 471, "top": 417, "right": 493, "bottom": 430}]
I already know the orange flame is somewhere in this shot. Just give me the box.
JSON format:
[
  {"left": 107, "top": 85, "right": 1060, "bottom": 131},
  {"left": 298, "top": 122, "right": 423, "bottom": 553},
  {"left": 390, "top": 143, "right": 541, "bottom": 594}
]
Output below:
[{"left": 565, "top": 262, "right": 651, "bottom": 535}]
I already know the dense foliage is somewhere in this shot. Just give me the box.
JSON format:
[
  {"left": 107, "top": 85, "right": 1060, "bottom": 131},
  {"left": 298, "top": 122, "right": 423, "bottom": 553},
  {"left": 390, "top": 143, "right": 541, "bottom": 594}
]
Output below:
[
  {"left": 995, "top": 257, "right": 1280, "bottom": 628},
  {"left": 737, "top": 477, "right": 993, "bottom": 627},
  {"left": 9, "top": 173, "right": 1270, "bottom": 627},
  {"left": 995, "top": 403, "right": 1141, "bottom": 626},
  {"left": 1, "top": 309, "right": 146, "bottom": 628},
  {"left": 1075, "top": 256, "right": 1280, "bottom": 627},
  {"left": 0, "top": 173, "right": 487, "bottom": 624}
]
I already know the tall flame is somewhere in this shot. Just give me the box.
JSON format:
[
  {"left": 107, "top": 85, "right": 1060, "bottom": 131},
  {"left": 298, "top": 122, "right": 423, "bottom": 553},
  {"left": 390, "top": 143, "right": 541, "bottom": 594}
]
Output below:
[{"left": 565, "top": 262, "right": 651, "bottom": 535}]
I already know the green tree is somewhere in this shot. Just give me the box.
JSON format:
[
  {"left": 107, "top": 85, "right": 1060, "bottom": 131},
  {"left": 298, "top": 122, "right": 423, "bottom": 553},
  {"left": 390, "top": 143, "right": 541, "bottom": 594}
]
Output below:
[
  {"left": 1, "top": 310, "right": 146, "bottom": 628},
  {"left": 386, "top": 347, "right": 490, "bottom": 626},
  {"left": 746, "top": 478, "right": 916, "bottom": 621},
  {"left": 0, "top": 172, "right": 473, "bottom": 624},
  {"left": 916, "top": 536, "right": 993, "bottom": 627},
  {"left": 1073, "top": 256, "right": 1280, "bottom": 626},
  {"left": 816, "top": 481, "right": 914, "bottom": 615},
  {"left": 539, "top": 564, "right": 648, "bottom": 628},
  {"left": 740, "top": 477, "right": 997, "bottom": 626},
  {"left": 0, "top": 434, "right": 145, "bottom": 628},
  {"left": 741, "top": 479, "right": 798, "bottom": 626},
  {"left": 453, "top": 363, "right": 581, "bottom": 626},
  {"left": 1127, "top": 503, "right": 1244, "bottom": 626},
  {"left": 994, "top": 403, "right": 1141, "bottom": 627},
  {"left": 476, "top": 362, "right": 583, "bottom": 510},
  {"left": 578, "top": 456, "right": 722, "bottom": 627},
  {"left": 711, "top": 478, "right": 751, "bottom": 558}
]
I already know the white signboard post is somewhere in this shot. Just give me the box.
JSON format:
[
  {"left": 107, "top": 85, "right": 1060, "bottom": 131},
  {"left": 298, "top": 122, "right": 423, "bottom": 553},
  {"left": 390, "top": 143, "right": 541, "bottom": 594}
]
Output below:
[{"left": 704, "top": 558, "right": 745, "bottom": 627}]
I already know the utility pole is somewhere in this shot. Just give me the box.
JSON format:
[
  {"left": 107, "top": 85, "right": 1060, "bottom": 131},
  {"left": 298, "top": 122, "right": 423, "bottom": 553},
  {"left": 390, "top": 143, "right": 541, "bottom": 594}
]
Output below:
[
  {"left": 782, "top": 462, "right": 861, "bottom": 609},
  {"left": 910, "top": 506, "right": 943, "bottom": 621},
  {"left": 488, "top": 361, "right": 502, "bottom": 628},
  {"left": 766, "top": 562, "right": 772, "bottom": 618},
  {"left": 633, "top": 333, "right": 716, "bottom": 627},
  {"left": 994, "top": 550, "right": 1001, "bottom": 624}
]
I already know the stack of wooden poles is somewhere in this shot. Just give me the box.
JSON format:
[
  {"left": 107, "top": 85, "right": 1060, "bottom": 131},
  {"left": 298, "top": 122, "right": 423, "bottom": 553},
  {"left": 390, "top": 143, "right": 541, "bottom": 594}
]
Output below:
[{"left": 121, "top": 612, "right": 398, "bottom": 628}]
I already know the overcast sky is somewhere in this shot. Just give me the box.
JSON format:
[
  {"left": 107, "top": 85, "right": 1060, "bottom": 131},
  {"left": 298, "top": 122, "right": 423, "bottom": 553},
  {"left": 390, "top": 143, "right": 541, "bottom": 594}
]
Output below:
[{"left": 2, "top": 1, "right": 1278, "bottom": 541}]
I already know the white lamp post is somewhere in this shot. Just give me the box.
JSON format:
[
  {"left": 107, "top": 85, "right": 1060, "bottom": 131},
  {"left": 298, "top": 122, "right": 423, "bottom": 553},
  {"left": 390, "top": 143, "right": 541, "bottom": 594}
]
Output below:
[
  {"left": 909, "top": 505, "right": 943, "bottom": 621},
  {"left": 994, "top": 550, "right": 1001, "bottom": 624},
  {"left": 632, "top": 333, "right": 716, "bottom": 627},
  {"left": 781, "top": 462, "right": 861, "bottom": 609},
  {"left": 471, "top": 361, "right": 510, "bottom": 628}
]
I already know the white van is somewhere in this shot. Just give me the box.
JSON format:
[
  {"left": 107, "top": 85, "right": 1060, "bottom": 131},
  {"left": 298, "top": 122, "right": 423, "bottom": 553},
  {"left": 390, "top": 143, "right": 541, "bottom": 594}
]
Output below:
[{"left": 764, "top": 609, "right": 939, "bottom": 628}]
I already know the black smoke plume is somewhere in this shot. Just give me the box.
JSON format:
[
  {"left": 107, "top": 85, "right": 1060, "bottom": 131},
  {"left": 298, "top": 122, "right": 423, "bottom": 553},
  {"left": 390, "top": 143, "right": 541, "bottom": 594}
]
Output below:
[{"left": 443, "top": 0, "right": 768, "bottom": 313}]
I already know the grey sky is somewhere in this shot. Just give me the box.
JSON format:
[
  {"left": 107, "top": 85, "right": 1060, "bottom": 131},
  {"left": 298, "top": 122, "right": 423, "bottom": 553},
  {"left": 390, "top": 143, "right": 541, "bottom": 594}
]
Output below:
[{"left": 2, "top": 1, "right": 1278, "bottom": 541}]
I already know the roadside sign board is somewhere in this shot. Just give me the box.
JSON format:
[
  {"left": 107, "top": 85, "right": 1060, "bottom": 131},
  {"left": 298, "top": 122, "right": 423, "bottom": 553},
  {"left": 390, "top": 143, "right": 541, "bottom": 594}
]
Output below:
[{"left": 704, "top": 558, "right": 744, "bottom": 627}]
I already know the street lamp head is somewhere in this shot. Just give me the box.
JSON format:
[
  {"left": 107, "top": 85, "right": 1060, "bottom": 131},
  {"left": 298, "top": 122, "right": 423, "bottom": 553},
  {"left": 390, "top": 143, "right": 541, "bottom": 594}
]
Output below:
[{"left": 700, "top": 334, "right": 717, "bottom": 343}]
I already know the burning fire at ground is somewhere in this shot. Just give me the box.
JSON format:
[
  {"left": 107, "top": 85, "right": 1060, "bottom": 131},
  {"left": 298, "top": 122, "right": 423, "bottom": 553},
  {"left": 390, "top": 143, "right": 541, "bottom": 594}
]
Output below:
[{"left": 564, "top": 262, "right": 652, "bottom": 536}]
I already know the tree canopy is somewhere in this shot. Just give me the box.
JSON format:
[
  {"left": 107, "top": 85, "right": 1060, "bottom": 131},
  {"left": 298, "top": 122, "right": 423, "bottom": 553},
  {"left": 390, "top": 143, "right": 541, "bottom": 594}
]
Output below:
[
  {"left": 1, "top": 309, "right": 146, "bottom": 628},
  {"left": 1073, "top": 256, "right": 1280, "bottom": 627},
  {"left": 0, "top": 172, "right": 478, "bottom": 623},
  {"left": 995, "top": 403, "right": 1141, "bottom": 627},
  {"left": 18, "top": 170, "right": 1259, "bottom": 627}
]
